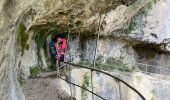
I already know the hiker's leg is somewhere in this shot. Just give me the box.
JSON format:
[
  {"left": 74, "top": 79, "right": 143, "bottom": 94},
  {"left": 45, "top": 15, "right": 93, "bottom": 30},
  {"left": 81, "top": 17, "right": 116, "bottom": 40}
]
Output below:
[
  {"left": 60, "top": 54, "right": 64, "bottom": 66},
  {"left": 52, "top": 56, "right": 56, "bottom": 70},
  {"left": 56, "top": 60, "right": 60, "bottom": 77},
  {"left": 56, "top": 60, "right": 58, "bottom": 69},
  {"left": 56, "top": 53, "right": 60, "bottom": 68}
]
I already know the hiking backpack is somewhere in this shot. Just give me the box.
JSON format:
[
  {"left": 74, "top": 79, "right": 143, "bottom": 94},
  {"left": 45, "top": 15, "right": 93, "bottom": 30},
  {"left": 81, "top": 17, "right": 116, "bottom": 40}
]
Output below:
[{"left": 49, "top": 40, "right": 56, "bottom": 56}]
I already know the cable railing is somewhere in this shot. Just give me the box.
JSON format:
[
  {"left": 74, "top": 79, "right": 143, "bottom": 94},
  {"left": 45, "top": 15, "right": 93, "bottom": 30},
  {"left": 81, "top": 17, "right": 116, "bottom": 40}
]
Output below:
[
  {"left": 131, "top": 62, "right": 170, "bottom": 75},
  {"left": 57, "top": 61, "right": 146, "bottom": 100},
  {"left": 101, "top": 61, "right": 170, "bottom": 75}
]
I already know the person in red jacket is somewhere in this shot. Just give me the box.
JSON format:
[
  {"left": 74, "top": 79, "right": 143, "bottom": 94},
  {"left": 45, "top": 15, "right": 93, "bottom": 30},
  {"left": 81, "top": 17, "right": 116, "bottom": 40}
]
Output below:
[{"left": 55, "top": 36, "right": 66, "bottom": 67}]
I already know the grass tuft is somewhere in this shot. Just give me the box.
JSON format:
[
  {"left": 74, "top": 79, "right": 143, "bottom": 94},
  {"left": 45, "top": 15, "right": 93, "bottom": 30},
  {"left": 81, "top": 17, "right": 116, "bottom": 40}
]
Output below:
[
  {"left": 29, "top": 66, "right": 41, "bottom": 77},
  {"left": 82, "top": 73, "right": 91, "bottom": 97}
]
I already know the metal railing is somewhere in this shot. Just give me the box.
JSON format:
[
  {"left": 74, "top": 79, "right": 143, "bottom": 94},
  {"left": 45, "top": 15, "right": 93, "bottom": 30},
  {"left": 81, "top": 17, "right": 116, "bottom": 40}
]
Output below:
[
  {"left": 62, "top": 28, "right": 146, "bottom": 100},
  {"left": 131, "top": 62, "right": 170, "bottom": 75},
  {"left": 71, "top": 59, "right": 170, "bottom": 76},
  {"left": 57, "top": 61, "right": 146, "bottom": 100},
  {"left": 94, "top": 61, "right": 170, "bottom": 76}
]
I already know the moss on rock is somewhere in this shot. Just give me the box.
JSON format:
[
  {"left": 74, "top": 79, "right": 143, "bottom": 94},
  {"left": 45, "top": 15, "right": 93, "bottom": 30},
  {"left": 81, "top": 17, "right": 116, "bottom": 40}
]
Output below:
[
  {"left": 17, "top": 23, "right": 29, "bottom": 56},
  {"left": 82, "top": 73, "right": 91, "bottom": 98}
]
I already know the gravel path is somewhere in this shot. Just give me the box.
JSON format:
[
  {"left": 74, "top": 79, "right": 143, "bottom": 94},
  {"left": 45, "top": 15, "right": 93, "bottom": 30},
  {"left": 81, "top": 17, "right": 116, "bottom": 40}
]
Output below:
[{"left": 21, "top": 75, "right": 75, "bottom": 100}]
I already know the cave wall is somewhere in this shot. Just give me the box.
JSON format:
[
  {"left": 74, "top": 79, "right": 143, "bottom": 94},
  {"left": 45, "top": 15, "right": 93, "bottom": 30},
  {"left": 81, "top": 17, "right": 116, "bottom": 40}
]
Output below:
[{"left": 0, "top": 0, "right": 170, "bottom": 100}]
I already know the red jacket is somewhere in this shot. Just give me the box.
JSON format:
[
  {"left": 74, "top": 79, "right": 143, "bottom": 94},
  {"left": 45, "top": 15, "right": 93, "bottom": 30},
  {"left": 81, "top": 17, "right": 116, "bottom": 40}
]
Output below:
[{"left": 55, "top": 38, "right": 66, "bottom": 54}]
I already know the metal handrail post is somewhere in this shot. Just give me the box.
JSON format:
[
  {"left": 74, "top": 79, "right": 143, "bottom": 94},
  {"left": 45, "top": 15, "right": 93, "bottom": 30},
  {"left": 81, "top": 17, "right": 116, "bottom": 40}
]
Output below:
[
  {"left": 67, "top": 29, "right": 73, "bottom": 100},
  {"left": 146, "top": 65, "right": 147, "bottom": 74},
  {"left": 91, "top": 11, "right": 102, "bottom": 100},
  {"left": 57, "top": 61, "right": 60, "bottom": 100},
  {"left": 91, "top": 70, "right": 94, "bottom": 100}
]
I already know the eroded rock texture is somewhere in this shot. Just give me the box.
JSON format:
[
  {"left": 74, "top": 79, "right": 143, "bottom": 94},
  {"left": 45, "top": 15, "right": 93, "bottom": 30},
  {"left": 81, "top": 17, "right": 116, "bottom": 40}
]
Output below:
[{"left": 1, "top": 0, "right": 170, "bottom": 100}]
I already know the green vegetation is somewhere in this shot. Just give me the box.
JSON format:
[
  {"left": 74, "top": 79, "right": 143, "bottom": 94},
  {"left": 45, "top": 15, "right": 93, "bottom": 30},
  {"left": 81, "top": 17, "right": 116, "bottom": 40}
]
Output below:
[
  {"left": 17, "top": 23, "right": 29, "bottom": 56},
  {"left": 82, "top": 73, "right": 91, "bottom": 97},
  {"left": 17, "top": 72, "right": 26, "bottom": 85},
  {"left": 31, "top": 25, "right": 59, "bottom": 68},
  {"left": 78, "top": 59, "right": 135, "bottom": 72},
  {"left": 32, "top": 27, "right": 50, "bottom": 66},
  {"left": 126, "top": 20, "right": 136, "bottom": 33},
  {"left": 106, "top": 58, "right": 135, "bottom": 72},
  {"left": 29, "top": 66, "right": 41, "bottom": 77},
  {"left": 144, "top": 0, "right": 157, "bottom": 15},
  {"left": 151, "top": 89, "right": 156, "bottom": 100}
]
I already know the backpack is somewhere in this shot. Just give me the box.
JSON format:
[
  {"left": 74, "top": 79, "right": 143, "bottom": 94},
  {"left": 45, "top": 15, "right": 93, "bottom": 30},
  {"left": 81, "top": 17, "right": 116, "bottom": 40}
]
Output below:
[
  {"left": 49, "top": 40, "right": 56, "bottom": 56},
  {"left": 58, "top": 38, "right": 66, "bottom": 53},
  {"left": 61, "top": 38, "right": 66, "bottom": 49}
]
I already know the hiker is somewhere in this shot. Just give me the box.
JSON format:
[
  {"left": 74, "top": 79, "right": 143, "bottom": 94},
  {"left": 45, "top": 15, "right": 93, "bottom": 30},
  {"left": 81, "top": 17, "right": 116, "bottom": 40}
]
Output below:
[
  {"left": 49, "top": 34, "right": 57, "bottom": 70},
  {"left": 49, "top": 38, "right": 56, "bottom": 57},
  {"left": 55, "top": 34, "right": 66, "bottom": 67}
]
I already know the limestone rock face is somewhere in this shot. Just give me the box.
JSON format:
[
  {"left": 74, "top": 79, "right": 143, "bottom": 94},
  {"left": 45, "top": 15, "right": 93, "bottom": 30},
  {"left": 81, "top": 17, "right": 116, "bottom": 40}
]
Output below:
[
  {"left": 125, "top": 0, "right": 170, "bottom": 51},
  {"left": 0, "top": 0, "right": 146, "bottom": 99},
  {"left": 0, "top": 0, "right": 170, "bottom": 100},
  {"left": 60, "top": 68, "right": 170, "bottom": 100}
]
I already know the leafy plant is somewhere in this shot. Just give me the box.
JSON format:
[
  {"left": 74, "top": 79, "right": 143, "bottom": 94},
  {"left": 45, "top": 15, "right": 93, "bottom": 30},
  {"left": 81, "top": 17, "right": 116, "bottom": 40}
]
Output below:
[
  {"left": 78, "top": 60, "right": 135, "bottom": 72},
  {"left": 82, "top": 73, "right": 91, "bottom": 97},
  {"left": 32, "top": 25, "right": 60, "bottom": 68},
  {"left": 106, "top": 58, "right": 135, "bottom": 71},
  {"left": 144, "top": 0, "right": 157, "bottom": 15},
  {"left": 29, "top": 66, "right": 41, "bottom": 77},
  {"left": 17, "top": 23, "right": 29, "bottom": 56},
  {"left": 126, "top": 21, "right": 136, "bottom": 33},
  {"left": 33, "top": 27, "right": 50, "bottom": 66},
  {"left": 17, "top": 72, "right": 26, "bottom": 85}
]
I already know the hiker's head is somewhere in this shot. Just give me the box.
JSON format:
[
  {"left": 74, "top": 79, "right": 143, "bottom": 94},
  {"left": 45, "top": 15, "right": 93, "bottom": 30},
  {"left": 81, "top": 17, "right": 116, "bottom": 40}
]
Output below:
[{"left": 58, "top": 33, "right": 65, "bottom": 39}]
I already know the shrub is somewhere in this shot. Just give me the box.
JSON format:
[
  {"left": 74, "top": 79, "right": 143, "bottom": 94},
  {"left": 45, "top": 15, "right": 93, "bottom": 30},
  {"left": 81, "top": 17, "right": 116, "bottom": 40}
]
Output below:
[
  {"left": 82, "top": 73, "right": 91, "bottom": 97},
  {"left": 106, "top": 58, "right": 135, "bottom": 72},
  {"left": 127, "top": 21, "right": 136, "bottom": 33},
  {"left": 17, "top": 72, "right": 26, "bottom": 85},
  {"left": 78, "top": 59, "right": 135, "bottom": 72},
  {"left": 144, "top": 0, "right": 157, "bottom": 15},
  {"left": 29, "top": 66, "right": 41, "bottom": 77}
]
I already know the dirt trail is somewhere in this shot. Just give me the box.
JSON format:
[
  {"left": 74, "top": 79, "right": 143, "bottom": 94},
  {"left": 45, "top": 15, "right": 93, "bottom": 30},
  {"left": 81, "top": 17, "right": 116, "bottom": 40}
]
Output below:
[{"left": 21, "top": 73, "right": 74, "bottom": 100}]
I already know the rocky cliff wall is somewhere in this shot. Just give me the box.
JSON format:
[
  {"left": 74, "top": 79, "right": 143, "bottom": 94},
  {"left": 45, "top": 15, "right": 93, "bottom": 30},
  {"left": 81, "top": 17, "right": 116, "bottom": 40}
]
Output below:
[
  {"left": 0, "top": 0, "right": 170, "bottom": 100},
  {"left": 59, "top": 68, "right": 170, "bottom": 100}
]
